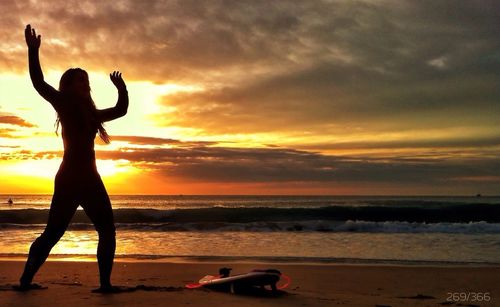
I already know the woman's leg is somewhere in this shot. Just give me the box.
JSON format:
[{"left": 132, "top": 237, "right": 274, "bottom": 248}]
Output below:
[
  {"left": 20, "top": 190, "right": 77, "bottom": 286},
  {"left": 81, "top": 176, "right": 116, "bottom": 289}
]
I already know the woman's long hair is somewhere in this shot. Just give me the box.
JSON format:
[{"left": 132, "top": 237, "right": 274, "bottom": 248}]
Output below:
[{"left": 56, "top": 68, "right": 110, "bottom": 143}]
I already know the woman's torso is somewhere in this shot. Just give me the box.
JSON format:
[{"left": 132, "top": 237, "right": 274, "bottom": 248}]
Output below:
[{"left": 57, "top": 94, "right": 99, "bottom": 173}]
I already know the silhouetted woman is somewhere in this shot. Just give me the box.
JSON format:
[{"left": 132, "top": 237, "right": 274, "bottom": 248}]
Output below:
[{"left": 19, "top": 25, "right": 128, "bottom": 292}]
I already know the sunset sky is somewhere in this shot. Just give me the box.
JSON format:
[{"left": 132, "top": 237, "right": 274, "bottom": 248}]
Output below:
[{"left": 1, "top": 0, "right": 499, "bottom": 195}]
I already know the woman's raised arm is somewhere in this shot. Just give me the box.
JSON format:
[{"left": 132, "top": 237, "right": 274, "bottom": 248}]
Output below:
[
  {"left": 25, "top": 25, "right": 60, "bottom": 108},
  {"left": 98, "top": 71, "right": 129, "bottom": 122}
]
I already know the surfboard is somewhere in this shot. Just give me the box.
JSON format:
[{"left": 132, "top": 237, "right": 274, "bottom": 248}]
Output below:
[
  {"left": 200, "top": 271, "right": 280, "bottom": 285},
  {"left": 186, "top": 269, "right": 290, "bottom": 293}
]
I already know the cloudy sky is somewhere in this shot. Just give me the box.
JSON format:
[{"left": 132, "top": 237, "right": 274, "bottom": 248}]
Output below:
[{"left": 1, "top": 0, "right": 499, "bottom": 195}]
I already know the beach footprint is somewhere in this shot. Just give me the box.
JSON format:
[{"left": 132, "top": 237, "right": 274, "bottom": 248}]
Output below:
[
  {"left": 91, "top": 284, "right": 184, "bottom": 294},
  {"left": 0, "top": 283, "right": 48, "bottom": 291}
]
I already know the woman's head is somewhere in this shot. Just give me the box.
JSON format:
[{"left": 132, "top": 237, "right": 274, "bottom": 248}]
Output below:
[
  {"left": 59, "top": 68, "right": 91, "bottom": 98},
  {"left": 56, "top": 68, "right": 110, "bottom": 143}
]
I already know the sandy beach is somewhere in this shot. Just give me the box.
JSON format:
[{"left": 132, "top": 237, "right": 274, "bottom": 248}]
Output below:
[{"left": 0, "top": 259, "right": 498, "bottom": 306}]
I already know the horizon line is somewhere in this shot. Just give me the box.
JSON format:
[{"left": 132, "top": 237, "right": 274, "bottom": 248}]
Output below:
[{"left": 1, "top": 193, "right": 497, "bottom": 197}]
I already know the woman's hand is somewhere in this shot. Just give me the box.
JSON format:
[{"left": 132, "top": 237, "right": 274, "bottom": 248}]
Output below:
[
  {"left": 25, "top": 24, "right": 41, "bottom": 49},
  {"left": 110, "top": 71, "right": 127, "bottom": 91}
]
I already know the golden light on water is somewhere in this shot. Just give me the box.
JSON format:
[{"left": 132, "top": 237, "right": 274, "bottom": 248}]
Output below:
[{"left": 51, "top": 232, "right": 98, "bottom": 255}]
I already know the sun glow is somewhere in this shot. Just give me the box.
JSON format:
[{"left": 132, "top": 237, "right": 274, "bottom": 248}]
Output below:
[
  {"left": 2, "top": 159, "right": 134, "bottom": 179},
  {"left": 96, "top": 159, "right": 134, "bottom": 178},
  {"left": 0, "top": 70, "right": 200, "bottom": 194},
  {"left": 4, "top": 159, "right": 59, "bottom": 178}
]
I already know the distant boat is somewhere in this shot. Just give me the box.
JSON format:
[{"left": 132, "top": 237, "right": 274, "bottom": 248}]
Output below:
[{"left": 476, "top": 193, "right": 482, "bottom": 197}]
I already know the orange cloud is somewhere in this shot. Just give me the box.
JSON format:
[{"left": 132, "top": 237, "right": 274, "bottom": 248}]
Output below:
[
  {"left": 0, "top": 115, "right": 36, "bottom": 127},
  {"left": 0, "top": 127, "right": 17, "bottom": 138}
]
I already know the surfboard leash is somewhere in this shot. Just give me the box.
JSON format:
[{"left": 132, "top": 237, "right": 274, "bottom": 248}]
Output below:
[{"left": 277, "top": 273, "right": 291, "bottom": 290}]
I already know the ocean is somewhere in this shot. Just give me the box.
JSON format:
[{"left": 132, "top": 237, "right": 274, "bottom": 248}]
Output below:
[{"left": 1, "top": 195, "right": 499, "bottom": 264}]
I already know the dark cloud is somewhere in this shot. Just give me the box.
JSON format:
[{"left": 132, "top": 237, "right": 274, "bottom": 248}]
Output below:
[
  {"left": 111, "top": 135, "right": 217, "bottom": 147},
  {"left": 92, "top": 145, "right": 500, "bottom": 189},
  {"left": 5, "top": 1, "right": 498, "bottom": 79},
  {"left": 296, "top": 136, "right": 500, "bottom": 151},
  {"left": 0, "top": 115, "right": 36, "bottom": 128},
  {"left": 3, "top": 1, "right": 323, "bottom": 80},
  {"left": 3, "top": 1, "right": 498, "bottom": 136},
  {"left": 4, "top": 139, "right": 499, "bottom": 193},
  {"left": 158, "top": 59, "right": 500, "bottom": 134},
  {"left": 141, "top": 1, "right": 498, "bottom": 135}
]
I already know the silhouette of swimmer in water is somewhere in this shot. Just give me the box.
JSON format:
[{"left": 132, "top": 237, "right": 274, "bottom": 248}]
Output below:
[{"left": 17, "top": 25, "right": 128, "bottom": 293}]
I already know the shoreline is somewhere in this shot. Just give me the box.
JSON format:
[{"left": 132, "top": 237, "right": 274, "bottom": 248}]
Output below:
[
  {"left": 1, "top": 254, "right": 500, "bottom": 267},
  {"left": 1, "top": 260, "right": 499, "bottom": 306}
]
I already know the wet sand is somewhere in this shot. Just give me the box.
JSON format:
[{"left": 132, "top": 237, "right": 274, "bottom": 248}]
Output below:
[{"left": 0, "top": 260, "right": 498, "bottom": 306}]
